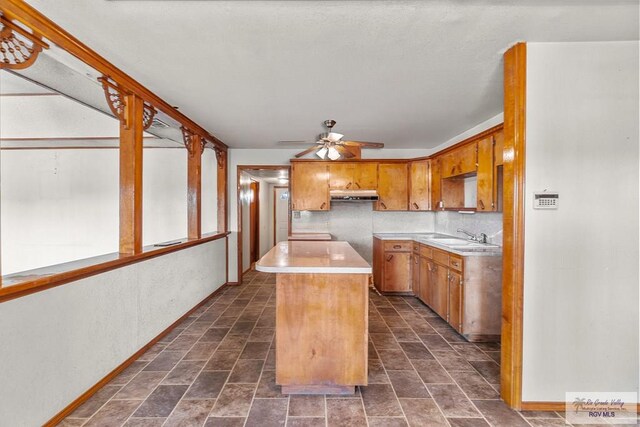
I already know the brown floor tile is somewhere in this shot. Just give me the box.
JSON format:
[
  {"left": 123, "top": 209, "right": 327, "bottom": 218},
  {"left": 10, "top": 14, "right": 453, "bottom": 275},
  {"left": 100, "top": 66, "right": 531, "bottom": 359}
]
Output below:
[
  {"left": 133, "top": 384, "right": 188, "bottom": 417},
  {"left": 184, "top": 342, "right": 218, "bottom": 361},
  {"left": 472, "top": 399, "right": 530, "bottom": 427},
  {"left": 210, "top": 383, "right": 257, "bottom": 417},
  {"left": 68, "top": 385, "right": 121, "bottom": 418},
  {"left": 369, "top": 321, "right": 391, "bottom": 333},
  {"left": 166, "top": 334, "right": 201, "bottom": 352},
  {"left": 370, "top": 333, "right": 401, "bottom": 349},
  {"left": 450, "top": 344, "right": 494, "bottom": 361},
  {"left": 368, "top": 359, "right": 390, "bottom": 384},
  {"left": 185, "top": 320, "right": 215, "bottom": 335},
  {"left": 469, "top": 361, "right": 501, "bottom": 384},
  {"left": 377, "top": 348, "right": 413, "bottom": 370},
  {"left": 218, "top": 335, "right": 249, "bottom": 351},
  {"left": 383, "top": 316, "right": 409, "bottom": 328},
  {"left": 432, "top": 350, "right": 475, "bottom": 372},
  {"left": 57, "top": 420, "right": 86, "bottom": 427},
  {"left": 123, "top": 418, "right": 166, "bottom": 427},
  {"left": 486, "top": 351, "right": 501, "bottom": 363},
  {"left": 143, "top": 350, "right": 187, "bottom": 372},
  {"left": 520, "top": 410, "right": 562, "bottom": 418},
  {"left": 387, "top": 370, "right": 430, "bottom": 398},
  {"left": 160, "top": 328, "right": 183, "bottom": 343},
  {"left": 447, "top": 418, "right": 491, "bottom": 427},
  {"left": 84, "top": 399, "right": 142, "bottom": 426},
  {"left": 286, "top": 417, "right": 326, "bottom": 427},
  {"left": 411, "top": 359, "right": 453, "bottom": 384},
  {"left": 265, "top": 348, "right": 276, "bottom": 370},
  {"left": 205, "top": 417, "right": 246, "bottom": 427},
  {"left": 326, "top": 398, "right": 368, "bottom": 427},
  {"left": 204, "top": 349, "right": 242, "bottom": 371},
  {"left": 112, "top": 361, "right": 149, "bottom": 385},
  {"left": 427, "top": 384, "right": 480, "bottom": 417},
  {"left": 162, "top": 360, "right": 206, "bottom": 385},
  {"left": 399, "top": 341, "right": 433, "bottom": 359},
  {"left": 361, "top": 384, "right": 403, "bottom": 417},
  {"left": 164, "top": 399, "right": 215, "bottom": 427},
  {"left": 248, "top": 327, "right": 275, "bottom": 342},
  {"left": 526, "top": 420, "right": 568, "bottom": 427},
  {"left": 448, "top": 370, "right": 499, "bottom": 399},
  {"left": 200, "top": 327, "right": 231, "bottom": 343},
  {"left": 240, "top": 341, "right": 271, "bottom": 359},
  {"left": 230, "top": 321, "right": 256, "bottom": 335},
  {"left": 138, "top": 343, "right": 167, "bottom": 362},
  {"left": 367, "top": 417, "right": 408, "bottom": 426},
  {"left": 214, "top": 316, "right": 238, "bottom": 327},
  {"left": 228, "top": 359, "right": 264, "bottom": 383},
  {"left": 246, "top": 398, "right": 288, "bottom": 427},
  {"left": 255, "top": 370, "right": 284, "bottom": 398},
  {"left": 400, "top": 398, "right": 449, "bottom": 426},
  {"left": 114, "top": 371, "right": 166, "bottom": 399},
  {"left": 391, "top": 327, "right": 420, "bottom": 342},
  {"left": 184, "top": 370, "right": 229, "bottom": 399},
  {"left": 419, "top": 334, "right": 453, "bottom": 350},
  {"left": 288, "top": 395, "right": 325, "bottom": 417}
]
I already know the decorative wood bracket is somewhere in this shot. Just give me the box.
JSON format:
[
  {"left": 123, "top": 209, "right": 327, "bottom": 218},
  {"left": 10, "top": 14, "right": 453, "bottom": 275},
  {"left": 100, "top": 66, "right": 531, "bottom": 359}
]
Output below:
[
  {"left": 182, "top": 127, "right": 205, "bottom": 157},
  {"left": 99, "top": 75, "right": 156, "bottom": 130},
  {"left": 0, "top": 15, "right": 49, "bottom": 70},
  {"left": 213, "top": 147, "right": 225, "bottom": 169}
]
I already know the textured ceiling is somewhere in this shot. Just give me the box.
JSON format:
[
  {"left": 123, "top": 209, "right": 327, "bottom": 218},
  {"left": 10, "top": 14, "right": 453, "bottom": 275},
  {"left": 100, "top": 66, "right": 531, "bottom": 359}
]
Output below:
[{"left": 24, "top": 0, "right": 639, "bottom": 148}]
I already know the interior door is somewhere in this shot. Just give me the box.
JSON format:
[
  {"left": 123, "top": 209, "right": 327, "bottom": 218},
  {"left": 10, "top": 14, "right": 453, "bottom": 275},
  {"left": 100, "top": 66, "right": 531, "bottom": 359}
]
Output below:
[
  {"left": 249, "top": 180, "right": 259, "bottom": 264},
  {"left": 274, "top": 187, "right": 289, "bottom": 244}
]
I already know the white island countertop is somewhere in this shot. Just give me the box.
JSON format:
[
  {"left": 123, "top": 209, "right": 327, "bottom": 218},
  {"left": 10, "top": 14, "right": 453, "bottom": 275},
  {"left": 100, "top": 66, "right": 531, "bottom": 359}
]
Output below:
[{"left": 256, "top": 241, "right": 372, "bottom": 274}]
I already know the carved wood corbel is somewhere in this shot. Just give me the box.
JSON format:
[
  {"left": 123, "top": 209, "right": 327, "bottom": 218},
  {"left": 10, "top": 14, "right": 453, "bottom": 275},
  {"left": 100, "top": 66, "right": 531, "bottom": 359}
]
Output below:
[
  {"left": 182, "top": 127, "right": 205, "bottom": 157},
  {"left": 213, "top": 147, "right": 225, "bottom": 169},
  {"left": 0, "top": 14, "right": 49, "bottom": 70},
  {"left": 99, "top": 75, "right": 156, "bottom": 130}
]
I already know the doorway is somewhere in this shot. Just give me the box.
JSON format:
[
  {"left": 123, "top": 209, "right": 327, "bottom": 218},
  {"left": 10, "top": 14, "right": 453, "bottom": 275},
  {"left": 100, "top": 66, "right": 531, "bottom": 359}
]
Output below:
[{"left": 237, "top": 165, "right": 291, "bottom": 283}]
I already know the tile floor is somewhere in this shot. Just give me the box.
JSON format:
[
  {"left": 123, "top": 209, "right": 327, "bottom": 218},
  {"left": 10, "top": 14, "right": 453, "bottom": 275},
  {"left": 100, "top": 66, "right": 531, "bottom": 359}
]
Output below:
[{"left": 59, "top": 271, "right": 573, "bottom": 427}]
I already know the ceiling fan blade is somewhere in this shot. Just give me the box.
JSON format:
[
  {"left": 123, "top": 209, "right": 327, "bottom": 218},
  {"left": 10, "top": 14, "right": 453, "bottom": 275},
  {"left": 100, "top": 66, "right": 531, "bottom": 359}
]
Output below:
[
  {"left": 294, "top": 145, "right": 322, "bottom": 158},
  {"left": 342, "top": 140, "right": 384, "bottom": 148},
  {"left": 335, "top": 145, "right": 355, "bottom": 158}
]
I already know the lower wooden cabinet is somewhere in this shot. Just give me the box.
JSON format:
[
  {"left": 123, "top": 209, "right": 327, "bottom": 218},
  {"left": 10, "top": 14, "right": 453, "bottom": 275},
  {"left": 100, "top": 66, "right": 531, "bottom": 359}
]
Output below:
[{"left": 373, "top": 237, "right": 502, "bottom": 341}]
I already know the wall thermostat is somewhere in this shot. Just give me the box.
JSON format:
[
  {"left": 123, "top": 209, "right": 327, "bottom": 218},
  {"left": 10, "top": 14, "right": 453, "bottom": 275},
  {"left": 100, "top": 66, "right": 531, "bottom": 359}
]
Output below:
[{"left": 533, "top": 192, "right": 559, "bottom": 209}]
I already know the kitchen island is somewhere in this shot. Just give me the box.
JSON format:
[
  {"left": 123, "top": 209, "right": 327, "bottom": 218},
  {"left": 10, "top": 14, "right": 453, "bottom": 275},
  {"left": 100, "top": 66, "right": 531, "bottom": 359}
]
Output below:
[{"left": 256, "top": 241, "right": 371, "bottom": 395}]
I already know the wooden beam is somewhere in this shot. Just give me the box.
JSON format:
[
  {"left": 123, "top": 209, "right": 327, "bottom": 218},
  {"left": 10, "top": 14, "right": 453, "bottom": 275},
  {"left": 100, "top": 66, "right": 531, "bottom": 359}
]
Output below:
[
  {"left": 501, "top": 42, "right": 527, "bottom": 410},
  {"left": 187, "top": 135, "right": 203, "bottom": 240},
  {"left": 119, "top": 94, "right": 144, "bottom": 255}
]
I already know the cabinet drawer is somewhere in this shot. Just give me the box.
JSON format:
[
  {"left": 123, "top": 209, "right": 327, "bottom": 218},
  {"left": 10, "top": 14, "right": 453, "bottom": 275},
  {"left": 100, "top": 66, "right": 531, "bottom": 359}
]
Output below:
[
  {"left": 449, "top": 255, "right": 463, "bottom": 272},
  {"left": 432, "top": 248, "right": 449, "bottom": 266},
  {"left": 384, "top": 241, "right": 413, "bottom": 252},
  {"left": 419, "top": 245, "right": 432, "bottom": 259}
]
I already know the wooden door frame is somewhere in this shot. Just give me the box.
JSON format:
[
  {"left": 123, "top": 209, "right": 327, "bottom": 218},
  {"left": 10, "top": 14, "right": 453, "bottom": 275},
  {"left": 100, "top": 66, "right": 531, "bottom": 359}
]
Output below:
[
  {"left": 501, "top": 42, "right": 527, "bottom": 410},
  {"left": 237, "top": 165, "right": 291, "bottom": 283},
  {"left": 248, "top": 179, "right": 260, "bottom": 270},
  {"left": 272, "top": 186, "right": 292, "bottom": 245}
]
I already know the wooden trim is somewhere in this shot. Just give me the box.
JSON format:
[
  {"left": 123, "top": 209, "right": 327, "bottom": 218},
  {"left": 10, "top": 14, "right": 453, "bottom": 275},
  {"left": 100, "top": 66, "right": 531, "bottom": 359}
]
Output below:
[
  {"left": 249, "top": 179, "right": 260, "bottom": 264},
  {"left": 0, "top": 232, "right": 229, "bottom": 304},
  {"left": 226, "top": 281, "right": 240, "bottom": 286},
  {"left": 187, "top": 135, "right": 203, "bottom": 240},
  {"left": 119, "top": 94, "right": 144, "bottom": 255},
  {"left": 236, "top": 165, "right": 291, "bottom": 283},
  {"left": 43, "top": 282, "right": 228, "bottom": 426},
  {"left": 501, "top": 42, "right": 527, "bottom": 410},
  {"left": 217, "top": 150, "right": 228, "bottom": 233},
  {"left": 520, "top": 402, "right": 566, "bottom": 411},
  {"left": 0, "top": 0, "right": 228, "bottom": 152}
]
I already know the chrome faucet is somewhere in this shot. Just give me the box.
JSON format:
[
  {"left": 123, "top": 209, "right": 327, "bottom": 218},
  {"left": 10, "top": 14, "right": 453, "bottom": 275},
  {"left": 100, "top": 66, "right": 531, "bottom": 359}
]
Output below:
[{"left": 457, "top": 228, "right": 488, "bottom": 244}]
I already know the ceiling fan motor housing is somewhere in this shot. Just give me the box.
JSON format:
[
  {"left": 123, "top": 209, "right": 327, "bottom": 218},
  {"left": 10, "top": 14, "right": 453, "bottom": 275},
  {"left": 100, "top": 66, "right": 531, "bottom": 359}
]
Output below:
[{"left": 323, "top": 119, "right": 337, "bottom": 130}]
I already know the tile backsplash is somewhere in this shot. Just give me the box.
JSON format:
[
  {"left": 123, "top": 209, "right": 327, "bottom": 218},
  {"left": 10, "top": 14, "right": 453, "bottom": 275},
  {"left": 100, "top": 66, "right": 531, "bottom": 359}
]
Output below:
[{"left": 434, "top": 211, "right": 503, "bottom": 245}]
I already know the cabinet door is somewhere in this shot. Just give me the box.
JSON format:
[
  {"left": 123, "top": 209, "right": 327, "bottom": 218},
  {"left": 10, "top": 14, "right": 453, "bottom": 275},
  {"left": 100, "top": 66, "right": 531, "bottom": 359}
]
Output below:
[
  {"left": 373, "top": 238, "right": 383, "bottom": 292},
  {"left": 329, "top": 163, "right": 355, "bottom": 190},
  {"left": 291, "top": 163, "right": 329, "bottom": 211},
  {"left": 430, "top": 158, "right": 442, "bottom": 210},
  {"left": 377, "top": 163, "right": 408, "bottom": 211},
  {"left": 493, "top": 130, "right": 504, "bottom": 167},
  {"left": 441, "top": 143, "right": 477, "bottom": 178},
  {"left": 353, "top": 163, "right": 378, "bottom": 190},
  {"left": 411, "top": 252, "right": 420, "bottom": 295},
  {"left": 383, "top": 251, "right": 412, "bottom": 292},
  {"left": 430, "top": 262, "right": 449, "bottom": 320},
  {"left": 448, "top": 270, "right": 463, "bottom": 332},
  {"left": 476, "top": 136, "right": 494, "bottom": 211},
  {"left": 409, "top": 160, "right": 430, "bottom": 211},
  {"left": 418, "top": 256, "right": 431, "bottom": 305}
]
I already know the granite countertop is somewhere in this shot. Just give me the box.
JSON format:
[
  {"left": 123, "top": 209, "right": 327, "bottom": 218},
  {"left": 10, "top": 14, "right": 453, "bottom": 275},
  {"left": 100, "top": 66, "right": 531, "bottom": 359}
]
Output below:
[
  {"left": 256, "top": 241, "right": 372, "bottom": 274},
  {"left": 373, "top": 232, "right": 502, "bottom": 257}
]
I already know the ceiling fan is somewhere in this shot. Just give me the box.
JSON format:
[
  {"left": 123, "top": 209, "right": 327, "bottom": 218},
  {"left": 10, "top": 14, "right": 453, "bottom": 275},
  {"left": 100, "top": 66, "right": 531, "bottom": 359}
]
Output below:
[{"left": 284, "top": 120, "right": 384, "bottom": 160}]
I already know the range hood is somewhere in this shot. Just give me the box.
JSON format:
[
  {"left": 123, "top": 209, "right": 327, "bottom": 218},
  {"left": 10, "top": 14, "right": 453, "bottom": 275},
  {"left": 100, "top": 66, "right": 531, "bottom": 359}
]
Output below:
[{"left": 330, "top": 189, "right": 379, "bottom": 202}]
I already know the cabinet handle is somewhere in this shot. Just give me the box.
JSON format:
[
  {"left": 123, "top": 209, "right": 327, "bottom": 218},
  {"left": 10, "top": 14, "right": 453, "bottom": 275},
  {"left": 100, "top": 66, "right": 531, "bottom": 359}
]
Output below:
[
  {"left": 320, "top": 202, "right": 327, "bottom": 209},
  {"left": 380, "top": 201, "right": 388, "bottom": 209},
  {"left": 355, "top": 182, "right": 361, "bottom": 189},
  {"left": 393, "top": 244, "right": 402, "bottom": 249},
  {"left": 346, "top": 182, "right": 352, "bottom": 189},
  {"left": 451, "top": 261, "right": 459, "bottom": 267},
  {"left": 478, "top": 199, "right": 485, "bottom": 210},
  {"left": 427, "top": 263, "right": 432, "bottom": 272},
  {"left": 386, "top": 255, "right": 394, "bottom": 262},
  {"left": 412, "top": 202, "right": 419, "bottom": 210}
]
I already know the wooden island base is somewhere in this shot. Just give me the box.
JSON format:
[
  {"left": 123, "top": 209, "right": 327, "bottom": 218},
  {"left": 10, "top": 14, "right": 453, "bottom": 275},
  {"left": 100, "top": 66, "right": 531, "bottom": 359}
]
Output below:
[{"left": 275, "top": 273, "right": 369, "bottom": 395}]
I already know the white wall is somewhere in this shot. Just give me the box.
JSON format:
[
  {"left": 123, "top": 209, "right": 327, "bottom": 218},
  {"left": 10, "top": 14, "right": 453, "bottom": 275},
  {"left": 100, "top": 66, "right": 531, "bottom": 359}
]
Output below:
[
  {"left": 0, "top": 237, "right": 227, "bottom": 426},
  {"left": 522, "top": 41, "right": 639, "bottom": 401},
  {"left": 201, "top": 148, "right": 219, "bottom": 233}
]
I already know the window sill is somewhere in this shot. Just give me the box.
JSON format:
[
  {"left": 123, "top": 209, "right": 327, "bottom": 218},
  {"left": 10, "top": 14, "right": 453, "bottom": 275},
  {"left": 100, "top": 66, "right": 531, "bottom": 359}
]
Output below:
[{"left": 0, "top": 231, "right": 230, "bottom": 303}]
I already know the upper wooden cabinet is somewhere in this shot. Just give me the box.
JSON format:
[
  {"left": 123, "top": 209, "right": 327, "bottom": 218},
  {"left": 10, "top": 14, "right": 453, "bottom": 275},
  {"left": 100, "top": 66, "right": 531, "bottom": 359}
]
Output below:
[
  {"left": 440, "top": 143, "right": 477, "bottom": 178},
  {"left": 291, "top": 162, "right": 329, "bottom": 211},
  {"left": 376, "top": 163, "right": 408, "bottom": 211},
  {"left": 409, "top": 160, "right": 430, "bottom": 211},
  {"left": 329, "top": 162, "right": 377, "bottom": 190}
]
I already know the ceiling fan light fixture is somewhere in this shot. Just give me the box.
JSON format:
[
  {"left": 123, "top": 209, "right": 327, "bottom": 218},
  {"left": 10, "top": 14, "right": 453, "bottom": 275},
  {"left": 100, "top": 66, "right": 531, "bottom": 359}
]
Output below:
[
  {"left": 327, "top": 146, "right": 341, "bottom": 161},
  {"left": 316, "top": 146, "right": 328, "bottom": 159}
]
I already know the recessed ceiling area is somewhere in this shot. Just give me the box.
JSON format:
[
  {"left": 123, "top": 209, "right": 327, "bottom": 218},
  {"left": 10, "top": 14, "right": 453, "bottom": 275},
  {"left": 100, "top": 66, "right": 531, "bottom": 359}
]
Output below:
[{"left": 25, "top": 0, "right": 639, "bottom": 148}]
